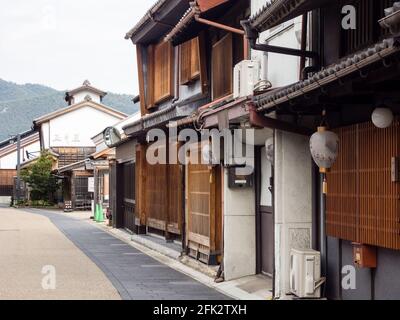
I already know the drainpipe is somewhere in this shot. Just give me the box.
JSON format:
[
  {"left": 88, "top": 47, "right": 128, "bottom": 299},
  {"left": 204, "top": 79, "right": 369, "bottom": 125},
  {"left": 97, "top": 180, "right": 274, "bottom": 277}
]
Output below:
[{"left": 194, "top": 15, "right": 249, "bottom": 60}]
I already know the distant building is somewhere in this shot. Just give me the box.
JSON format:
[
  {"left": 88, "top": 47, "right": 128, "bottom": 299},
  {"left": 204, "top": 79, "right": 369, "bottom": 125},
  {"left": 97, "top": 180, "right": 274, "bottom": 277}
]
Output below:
[
  {"left": 32, "top": 80, "right": 127, "bottom": 209},
  {"left": 0, "top": 129, "right": 40, "bottom": 204}
]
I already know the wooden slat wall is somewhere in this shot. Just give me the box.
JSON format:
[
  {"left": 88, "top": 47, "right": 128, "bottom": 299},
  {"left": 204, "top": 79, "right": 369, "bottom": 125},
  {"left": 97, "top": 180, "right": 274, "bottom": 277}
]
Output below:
[
  {"left": 143, "top": 143, "right": 182, "bottom": 235},
  {"left": 326, "top": 126, "right": 358, "bottom": 241},
  {"left": 212, "top": 33, "right": 233, "bottom": 100},
  {"left": 146, "top": 162, "right": 168, "bottom": 227},
  {"left": 341, "top": 0, "right": 395, "bottom": 57},
  {"left": 0, "top": 169, "right": 16, "bottom": 196},
  {"left": 167, "top": 162, "right": 183, "bottom": 234},
  {"left": 326, "top": 120, "right": 400, "bottom": 250},
  {"left": 187, "top": 145, "right": 222, "bottom": 259}
]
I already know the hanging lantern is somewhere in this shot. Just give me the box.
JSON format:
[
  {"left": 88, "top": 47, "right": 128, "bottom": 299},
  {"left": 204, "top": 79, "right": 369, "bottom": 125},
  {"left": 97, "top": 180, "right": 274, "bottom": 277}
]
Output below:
[
  {"left": 310, "top": 126, "right": 339, "bottom": 173},
  {"left": 371, "top": 107, "right": 393, "bottom": 129}
]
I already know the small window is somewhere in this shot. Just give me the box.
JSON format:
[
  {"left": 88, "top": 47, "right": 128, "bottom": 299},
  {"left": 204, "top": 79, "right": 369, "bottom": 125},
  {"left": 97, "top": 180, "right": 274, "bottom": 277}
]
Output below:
[
  {"left": 180, "top": 37, "right": 200, "bottom": 85},
  {"left": 153, "top": 41, "right": 174, "bottom": 104},
  {"left": 212, "top": 33, "right": 233, "bottom": 100}
]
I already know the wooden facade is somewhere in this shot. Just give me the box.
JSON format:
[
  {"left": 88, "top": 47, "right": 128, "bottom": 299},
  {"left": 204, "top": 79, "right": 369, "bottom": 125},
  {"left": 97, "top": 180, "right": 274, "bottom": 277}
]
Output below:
[
  {"left": 0, "top": 169, "right": 16, "bottom": 196},
  {"left": 327, "top": 119, "right": 400, "bottom": 250},
  {"left": 187, "top": 145, "right": 222, "bottom": 264}
]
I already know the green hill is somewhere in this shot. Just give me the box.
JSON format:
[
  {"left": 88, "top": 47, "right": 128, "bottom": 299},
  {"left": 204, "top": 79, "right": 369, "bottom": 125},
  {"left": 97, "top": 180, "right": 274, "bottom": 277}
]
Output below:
[{"left": 0, "top": 78, "right": 138, "bottom": 141}]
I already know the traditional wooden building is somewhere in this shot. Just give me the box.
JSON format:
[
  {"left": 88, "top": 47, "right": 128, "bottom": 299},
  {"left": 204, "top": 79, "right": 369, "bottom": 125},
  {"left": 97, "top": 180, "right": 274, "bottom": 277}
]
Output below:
[
  {"left": 33, "top": 80, "right": 127, "bottom": 209},
  {"left": 0, "top": 129, "right": 40, "bottom": 204},
  {"left": 241, "top": 0, "right": 400, "bottom": 300},
  {"left": 122, "top": 0, "right": 253, "bottom": 265}
]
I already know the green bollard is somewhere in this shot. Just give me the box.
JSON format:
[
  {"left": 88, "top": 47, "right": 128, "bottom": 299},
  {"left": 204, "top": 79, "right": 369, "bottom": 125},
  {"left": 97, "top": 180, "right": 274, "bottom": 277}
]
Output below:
[
  {"left": 97, "top": 204, "right": 104, "bottom": 223},
  {"left": 94, "top": 204, "right": 99, "bottom": 222}
]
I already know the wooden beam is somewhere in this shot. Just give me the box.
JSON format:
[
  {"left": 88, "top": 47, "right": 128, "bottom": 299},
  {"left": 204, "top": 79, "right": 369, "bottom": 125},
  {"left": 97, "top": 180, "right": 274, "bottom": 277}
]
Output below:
[{"left": 248, "top": 103, "right": 313, "bottom": 136}]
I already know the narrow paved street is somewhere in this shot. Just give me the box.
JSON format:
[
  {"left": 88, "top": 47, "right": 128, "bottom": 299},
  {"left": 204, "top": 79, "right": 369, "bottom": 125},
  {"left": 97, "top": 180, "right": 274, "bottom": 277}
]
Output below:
[{"left": 0, "top": 207, "right": 228, "bottom": 300}]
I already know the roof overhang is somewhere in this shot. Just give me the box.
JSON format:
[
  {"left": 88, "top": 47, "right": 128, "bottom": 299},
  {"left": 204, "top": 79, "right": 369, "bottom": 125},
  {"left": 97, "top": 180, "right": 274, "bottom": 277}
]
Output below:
[
  {"left": 165, "top": 0, "right": 239, "bottom": 46},
  {"left": 33, "top": 100, "right": 127, "bottom": 127},
  {"left": 66, "top": 85, "right": 107, "bottom": 98},
  {"left": 125, "top": 0, "right": 190, "bottom": 44},
  {"left": 248, "top": 0, "right": 331, "bottom": 33},
  {"left": 253, "top": 39, "right": 400, "bottom": 113},
  {"left": 123, "top": 93, "right": 208, "bottom": 137}
]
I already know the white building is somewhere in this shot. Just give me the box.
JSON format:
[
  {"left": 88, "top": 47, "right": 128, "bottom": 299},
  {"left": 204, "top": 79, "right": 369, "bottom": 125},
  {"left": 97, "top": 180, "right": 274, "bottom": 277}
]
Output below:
[
  {"left": 0, "top": 130, "right": 40, "bottom": 204},
  {"left": 32, "top": 80, "right": 128, "bottom": 209}
]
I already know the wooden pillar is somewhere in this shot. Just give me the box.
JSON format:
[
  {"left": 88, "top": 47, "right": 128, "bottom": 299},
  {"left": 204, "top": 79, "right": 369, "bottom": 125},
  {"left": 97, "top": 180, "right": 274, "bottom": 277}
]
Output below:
[
  {"left": 71, "top": 171, "right": 76, "bottom": 210},
  {"left": 109, "top": 159, "right": 118, "bottom": 228}
]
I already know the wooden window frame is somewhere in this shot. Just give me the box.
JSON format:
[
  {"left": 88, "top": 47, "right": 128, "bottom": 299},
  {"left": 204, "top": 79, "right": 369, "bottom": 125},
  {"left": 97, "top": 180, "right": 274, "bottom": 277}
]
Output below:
[
  {"left": 211, "top": 33, "right": 233, "bottom": 100},
  {"left": 180, "top": 37, "right": 201, "bottom": 85},
  {"left": 136, "top": 41, "right": 175, "bottom": 113}
]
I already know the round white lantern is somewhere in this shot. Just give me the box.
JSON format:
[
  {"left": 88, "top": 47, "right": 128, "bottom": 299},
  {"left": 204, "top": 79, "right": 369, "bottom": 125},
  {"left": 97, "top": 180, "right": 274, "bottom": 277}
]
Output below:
[
  {"left": 371, "top": 107, "right": 393, "bottom": 129},
  {"left": 310, "top": 127, "right": 339, "bottom": 173}
]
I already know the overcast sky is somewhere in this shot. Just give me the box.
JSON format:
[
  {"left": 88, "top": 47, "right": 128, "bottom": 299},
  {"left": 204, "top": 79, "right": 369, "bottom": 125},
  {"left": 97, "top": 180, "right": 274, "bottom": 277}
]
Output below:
[{"left": 0, "top": 0, "right": 156, "bottom": 95}]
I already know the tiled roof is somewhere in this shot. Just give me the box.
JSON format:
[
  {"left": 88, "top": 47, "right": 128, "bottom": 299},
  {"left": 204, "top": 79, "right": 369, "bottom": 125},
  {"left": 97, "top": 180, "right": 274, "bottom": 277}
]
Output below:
[
  {"left": 248, "top": 0, "right": 330, "bottom": 32},
  {"left": 254, "top": 39, "right": 400, "bottom": 111},
  {"left": 125, "top": 0, "right": 169, "bottom": 40},
  {"left": 164, "top": 4, "right": 199, "bottom": 43}
]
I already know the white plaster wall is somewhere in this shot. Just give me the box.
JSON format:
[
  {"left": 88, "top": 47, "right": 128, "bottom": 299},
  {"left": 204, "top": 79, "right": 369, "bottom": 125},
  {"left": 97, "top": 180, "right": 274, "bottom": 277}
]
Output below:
[
  {"left": 0, "top": 140, "right": 40, "bottom": 169},
  {"left": 251, "top": 1, "right": 302, "bottom": 86},
  {"left": 41, "top": 122, "right": 50, "bottom": 150},
  {"left": 0, "top": 196, "right": 11, "bottom": 204},
  {"left": 48, "top": 106, "right": 122, "bottom": 147},
  {"left": 274, "top": 130, "right": 313, "bottom": 297},
  {"left": 223, "top": 167, "right": 256, "bottom": 281},
  {"left": 72, "top": 90, "right": 101, "bottom": 104}
]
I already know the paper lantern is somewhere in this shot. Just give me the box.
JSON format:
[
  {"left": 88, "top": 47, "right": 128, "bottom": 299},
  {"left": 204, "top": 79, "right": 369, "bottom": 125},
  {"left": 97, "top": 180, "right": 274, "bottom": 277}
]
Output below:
[
  {"left": 310, "top": 126, "right": 339, "bottom": 173},
  {"left": 371, "top": 107, "right": 393, "bottom": 129}
]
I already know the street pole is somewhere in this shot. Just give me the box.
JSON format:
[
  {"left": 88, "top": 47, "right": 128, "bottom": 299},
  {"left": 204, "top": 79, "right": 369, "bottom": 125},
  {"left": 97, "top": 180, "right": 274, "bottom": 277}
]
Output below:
[{"left": 16, "top": 133, "right": 21, "bottom": 203}]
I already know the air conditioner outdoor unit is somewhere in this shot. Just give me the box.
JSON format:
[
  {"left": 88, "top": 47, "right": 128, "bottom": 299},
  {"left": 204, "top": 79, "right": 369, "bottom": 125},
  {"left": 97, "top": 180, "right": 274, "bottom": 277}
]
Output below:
[
  {"left": 289, "top": 248, "right": 325, "bottom": 299},
  {"left": 233, "top": 60, "right": 261, "bottom": 99}
]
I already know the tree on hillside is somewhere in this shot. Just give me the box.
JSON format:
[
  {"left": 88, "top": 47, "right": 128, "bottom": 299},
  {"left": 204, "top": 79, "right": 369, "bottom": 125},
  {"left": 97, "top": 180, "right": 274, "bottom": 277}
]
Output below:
[{"left": 21, "top": 151, "right": 60, "bottom": 203}]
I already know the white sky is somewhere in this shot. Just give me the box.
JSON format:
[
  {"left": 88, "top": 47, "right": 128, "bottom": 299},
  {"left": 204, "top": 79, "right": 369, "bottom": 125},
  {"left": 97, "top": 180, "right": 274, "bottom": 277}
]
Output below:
[{"left": 0, "top": 0, "right": 156, "bottom": 94}]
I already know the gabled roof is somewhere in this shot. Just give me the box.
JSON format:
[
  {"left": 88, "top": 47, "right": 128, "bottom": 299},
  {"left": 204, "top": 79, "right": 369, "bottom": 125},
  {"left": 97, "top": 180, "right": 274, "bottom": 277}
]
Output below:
[
  {"left": 248, "top": 0, "right": 330, "bottom": 33},
  {"left": 66, "top": 80, "right": 107, "bottom": 98},
  {"left": 0, "top": 129, "right": 38, "bottom": 150},
  {"left": 33, "top": 99, "right": 127, "bottom": 127},
  {"left": 0, "top": 131, "right": 40, "bottom": 158}
]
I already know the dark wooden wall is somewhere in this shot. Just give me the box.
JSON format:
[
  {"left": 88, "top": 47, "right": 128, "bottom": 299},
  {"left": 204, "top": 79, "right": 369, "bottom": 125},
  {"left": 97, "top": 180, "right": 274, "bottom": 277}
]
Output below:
[{"left": 326, "top": 120, "right": 400, "bottom": 250}]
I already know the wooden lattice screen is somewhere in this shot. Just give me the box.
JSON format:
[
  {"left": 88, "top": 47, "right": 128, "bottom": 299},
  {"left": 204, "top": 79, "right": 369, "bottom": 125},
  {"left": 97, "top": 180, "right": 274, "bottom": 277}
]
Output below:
[
  {"left": 187, "top": 146, "right": 222, "bottom": 263},
  {"left": 326, "top": 120, "right": 400, "bottom": 249},
  {"left": 0, "top": 169, "right": 16, "bottom": 196},
  {"left": 142, "top": 143, "right": 182, "bottom": 235}
]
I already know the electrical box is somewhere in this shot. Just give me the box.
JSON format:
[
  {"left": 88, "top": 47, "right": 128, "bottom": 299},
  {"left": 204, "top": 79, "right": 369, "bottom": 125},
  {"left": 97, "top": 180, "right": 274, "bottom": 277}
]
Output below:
[
  {"left": 227, "top": 168, "right": 253, "bottom": 188},
  {"left": 290, "top": 248, "right": 323, "bottom": 299},
  {"left": 233, "top": 60, "right": 261, "bottom": 99},
  {"left": 353, "top": 243, "right": 377, "bottom": 268}
]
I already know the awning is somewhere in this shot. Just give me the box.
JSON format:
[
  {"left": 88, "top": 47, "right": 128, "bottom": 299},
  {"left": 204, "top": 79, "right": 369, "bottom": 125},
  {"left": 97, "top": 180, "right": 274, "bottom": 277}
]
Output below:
[
  {"left": 253, "top": 39, "right": 400, "bottom": 112},
  {"left": 248, "top": 0, "right": 330, "bottom": 33},
  {"left": 165, "top": 0, "right": 237, "bottom": 46},
  {"left": 123, "top": 93, "right": 208, "bottom": 137}
]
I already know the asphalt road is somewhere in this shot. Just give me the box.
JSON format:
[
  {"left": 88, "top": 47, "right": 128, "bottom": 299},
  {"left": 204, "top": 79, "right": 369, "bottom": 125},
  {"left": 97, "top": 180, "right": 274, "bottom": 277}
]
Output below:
[{"left": 0, "top": 207, "right": 228, "bottom": 300}]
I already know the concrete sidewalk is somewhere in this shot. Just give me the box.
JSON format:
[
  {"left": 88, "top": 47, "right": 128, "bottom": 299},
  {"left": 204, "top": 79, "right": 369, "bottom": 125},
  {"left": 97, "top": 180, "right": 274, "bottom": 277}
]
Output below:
[
  {"left": 23, "top": 208, "right": 229, "bottom": 300},
  {"left": 46, "top": 209, "right": 272, "bottom": 300},
  {"left": 0, "top": 207, "right": 120, "bottom": 300}
]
